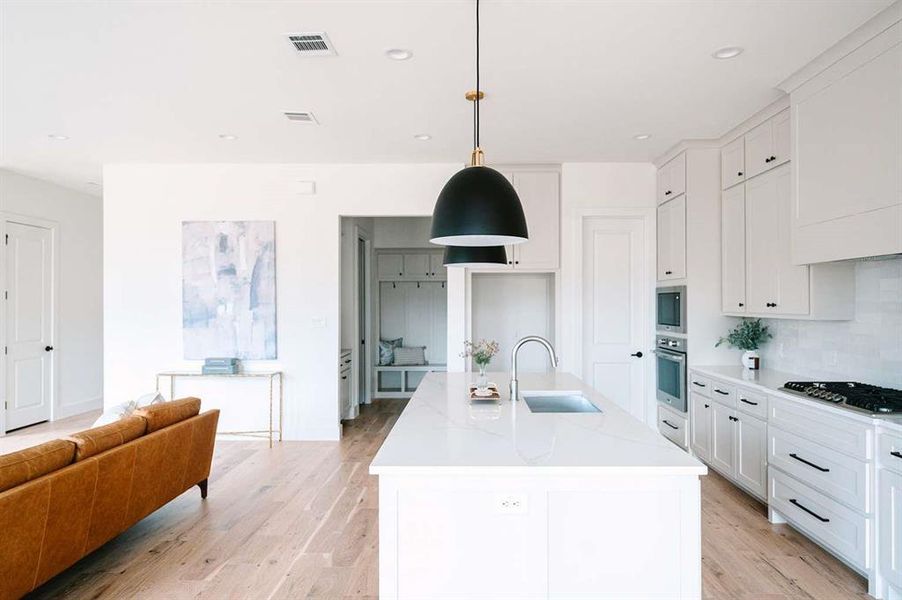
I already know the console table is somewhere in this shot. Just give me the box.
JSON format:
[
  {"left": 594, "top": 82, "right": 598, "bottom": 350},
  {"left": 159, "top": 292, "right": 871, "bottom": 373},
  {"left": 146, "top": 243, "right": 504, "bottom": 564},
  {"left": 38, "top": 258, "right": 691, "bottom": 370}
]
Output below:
[{"left": 155, "top": 371, "right": 283, "bottom": 447}]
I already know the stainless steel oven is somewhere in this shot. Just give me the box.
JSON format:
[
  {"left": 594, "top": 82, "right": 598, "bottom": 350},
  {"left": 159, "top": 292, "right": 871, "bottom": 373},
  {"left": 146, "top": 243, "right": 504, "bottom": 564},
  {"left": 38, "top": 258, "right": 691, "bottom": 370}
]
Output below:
[
  {"left": 655, "top": 335, "right": 687, "bottom": 412},
  {"left": 656, "top": 286, "right": 686, "bottom": 334}
]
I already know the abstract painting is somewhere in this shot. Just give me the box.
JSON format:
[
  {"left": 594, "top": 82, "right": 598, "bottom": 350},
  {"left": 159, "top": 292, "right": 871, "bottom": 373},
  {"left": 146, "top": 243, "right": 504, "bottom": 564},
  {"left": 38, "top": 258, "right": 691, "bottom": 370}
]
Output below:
[{"left": 182, "top": 221, "right": 276, "bottom": 359}]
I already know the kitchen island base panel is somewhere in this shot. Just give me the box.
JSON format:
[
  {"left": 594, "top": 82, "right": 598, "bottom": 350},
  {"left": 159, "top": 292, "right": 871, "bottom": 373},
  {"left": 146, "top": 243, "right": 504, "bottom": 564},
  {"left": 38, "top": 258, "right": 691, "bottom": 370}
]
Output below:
[{"left": 378, "top": 473, "right": 702, "bottom": 599}]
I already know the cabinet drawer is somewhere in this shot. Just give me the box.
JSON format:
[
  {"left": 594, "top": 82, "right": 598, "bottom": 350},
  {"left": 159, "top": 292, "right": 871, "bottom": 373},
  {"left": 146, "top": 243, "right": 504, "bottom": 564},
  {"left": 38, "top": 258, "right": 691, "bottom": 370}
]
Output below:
[
  {"left": 658, "top": 405, "right": 688, "bottom": 450},
  {"left": 769, "top": 469, "right": 869, "bottom": 570},
  {"left": 769, "top": 396, "right": 872, "bottom": 460},
  {"left": 735, "top": 388, "right": 767, "bottom": 420},
  {"left": 689, "top": 373, "right": 711, "bottom": 397},
  {"left": 709, "top": 380, "right": 736, "bottom": 407},
  {"left": 769, "top": 427, "right": 871, "bottom": 513},
  {"left": 879, "top": 429, "right": 902, "bottom": 476}
]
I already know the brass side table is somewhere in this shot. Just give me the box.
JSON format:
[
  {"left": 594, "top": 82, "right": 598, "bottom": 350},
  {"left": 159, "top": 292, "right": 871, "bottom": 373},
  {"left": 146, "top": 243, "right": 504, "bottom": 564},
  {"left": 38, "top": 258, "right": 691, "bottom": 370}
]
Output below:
[{"left": 155, "top": 371, "right": 283, "bottom": 447}]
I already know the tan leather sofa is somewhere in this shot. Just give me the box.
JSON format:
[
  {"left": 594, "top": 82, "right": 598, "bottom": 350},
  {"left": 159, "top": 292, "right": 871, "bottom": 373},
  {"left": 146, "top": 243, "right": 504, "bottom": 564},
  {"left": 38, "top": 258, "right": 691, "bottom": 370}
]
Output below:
[{"left": 0, "top": 397, "right": 219, "bottom": 599}]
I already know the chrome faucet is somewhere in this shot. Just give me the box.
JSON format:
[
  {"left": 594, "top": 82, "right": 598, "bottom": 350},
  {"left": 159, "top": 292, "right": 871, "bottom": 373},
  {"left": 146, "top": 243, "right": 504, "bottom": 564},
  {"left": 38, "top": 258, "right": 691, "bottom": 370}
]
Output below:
[{"left": 509, "top": 336, "right": 559, "bottom": 401}]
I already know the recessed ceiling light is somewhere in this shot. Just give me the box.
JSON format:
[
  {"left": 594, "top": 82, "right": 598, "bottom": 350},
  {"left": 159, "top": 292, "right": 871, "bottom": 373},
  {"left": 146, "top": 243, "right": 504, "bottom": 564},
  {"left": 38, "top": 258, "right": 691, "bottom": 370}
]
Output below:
[
  {"left": 414, "top": 133, "right": 432, "bottom": 141},
  {"left": 48, "top": 134, "right": 69, "bottom": 140},
  {"left": 386, "top": 48, "right": 413, "bottom": 61},
  {"left": 712, "top": 46, "right": 743, "bottom": 60},
  {"left": 218, "top": 134, "right": 238, "bottom": 140},
  {"left": 633, "top": 133, "right": 651, "bottom": 140}
]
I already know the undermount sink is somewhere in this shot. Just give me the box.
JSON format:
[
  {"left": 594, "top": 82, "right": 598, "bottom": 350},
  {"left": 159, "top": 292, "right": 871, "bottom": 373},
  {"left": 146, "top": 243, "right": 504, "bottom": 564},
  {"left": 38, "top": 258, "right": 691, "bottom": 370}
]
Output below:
[{"left": 522, "top": 391, "right": 601, "bottom": 413}]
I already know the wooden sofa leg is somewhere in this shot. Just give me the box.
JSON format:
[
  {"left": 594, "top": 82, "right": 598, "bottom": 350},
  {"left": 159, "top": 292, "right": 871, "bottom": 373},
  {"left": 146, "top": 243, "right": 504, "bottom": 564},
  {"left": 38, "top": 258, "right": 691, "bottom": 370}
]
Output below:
[{"left": 197, "top": 478, "right": 208, "bottom": 499}]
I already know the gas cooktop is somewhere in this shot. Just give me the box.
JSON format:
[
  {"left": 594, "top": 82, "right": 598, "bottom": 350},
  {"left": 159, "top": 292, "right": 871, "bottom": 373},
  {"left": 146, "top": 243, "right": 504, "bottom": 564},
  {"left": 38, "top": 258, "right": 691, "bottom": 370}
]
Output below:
[{"left": 782, "top": 381, "right": 902, "bottom": 416}]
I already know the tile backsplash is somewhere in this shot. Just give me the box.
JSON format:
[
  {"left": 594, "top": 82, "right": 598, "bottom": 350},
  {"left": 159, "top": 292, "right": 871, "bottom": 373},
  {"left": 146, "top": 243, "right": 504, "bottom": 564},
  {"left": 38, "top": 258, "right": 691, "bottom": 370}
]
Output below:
[{"left": 758, "top": 256, "right": 902, "bottom": 389}]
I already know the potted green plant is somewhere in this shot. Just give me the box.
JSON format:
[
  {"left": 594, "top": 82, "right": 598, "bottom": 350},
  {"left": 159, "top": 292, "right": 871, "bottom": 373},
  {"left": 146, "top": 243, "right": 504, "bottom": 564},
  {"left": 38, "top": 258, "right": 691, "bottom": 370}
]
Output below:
[
  {"left": 716, "top": 318, "right": 772, "bottom": 370},
  {"left": 461, "top": 339, "right": 500, "bottom": 393}
]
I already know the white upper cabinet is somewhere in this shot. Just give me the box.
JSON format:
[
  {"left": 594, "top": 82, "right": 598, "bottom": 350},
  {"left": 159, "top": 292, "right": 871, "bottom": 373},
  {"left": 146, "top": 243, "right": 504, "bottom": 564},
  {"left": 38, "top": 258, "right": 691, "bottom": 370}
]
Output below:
[
  {"left": 657, "top": 152, "right": 686, "bottom": 202},
  {"left": 745, "top": 109, "right": 791, "bottom": 180},
  {"left": 512, "top": 171, "right": 560, "bottom": 270},
  {"left": 378, "top": 254, "right": 404, "bottom": 280},
  {"left": 377, "top": 252, "right": 445, "bottom": 281},
  {"left": 721, "top": 137, "right": 745, "bottom": 190},
  {"left": 790, "top": 21, "right": 902, "bottom": 264},
  {"left": 429, "top": 253, "right": 446, "bottom": 280},
  {"left": 657, "top": 194, "right": 687, "bottom": 281},
  {"left": 404, "top": 253, "right": 431, "bottom": 280},
  {"left": 721, "top": 185, "right": 746, "bottom": 313},
  {"left": 745, "top": 165, "right": 809, "bottom": 315}
]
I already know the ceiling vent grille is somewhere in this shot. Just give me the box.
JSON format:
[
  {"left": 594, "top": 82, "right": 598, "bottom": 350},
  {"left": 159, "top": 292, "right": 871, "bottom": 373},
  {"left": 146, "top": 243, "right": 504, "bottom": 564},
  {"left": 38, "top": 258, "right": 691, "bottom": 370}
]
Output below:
[
  {"left": 286, "top": 33, "right": 336, "bottom": 56},
  {"left": 284, "top": 112, "right": 318, "bottom": 124}
]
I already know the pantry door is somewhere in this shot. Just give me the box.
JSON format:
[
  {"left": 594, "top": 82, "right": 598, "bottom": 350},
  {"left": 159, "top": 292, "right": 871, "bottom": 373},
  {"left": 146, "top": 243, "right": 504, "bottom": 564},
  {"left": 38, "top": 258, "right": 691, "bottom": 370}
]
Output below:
[{"left": 581, "top": 215, "right": 651, "bottom": 423}]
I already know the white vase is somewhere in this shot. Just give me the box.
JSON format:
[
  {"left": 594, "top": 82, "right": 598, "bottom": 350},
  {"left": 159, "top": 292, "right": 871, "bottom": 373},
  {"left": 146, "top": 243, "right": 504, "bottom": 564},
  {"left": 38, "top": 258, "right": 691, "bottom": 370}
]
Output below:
[{"left": 742, "top": 350, "right": 760, "bottom": 370}]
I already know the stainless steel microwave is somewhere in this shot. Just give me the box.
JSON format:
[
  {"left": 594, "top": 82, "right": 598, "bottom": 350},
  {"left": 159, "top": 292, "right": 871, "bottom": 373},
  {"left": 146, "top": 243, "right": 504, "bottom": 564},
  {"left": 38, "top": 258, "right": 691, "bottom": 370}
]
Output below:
[{"left": 656, "top": 286, "right": 686, "bottom": 334}]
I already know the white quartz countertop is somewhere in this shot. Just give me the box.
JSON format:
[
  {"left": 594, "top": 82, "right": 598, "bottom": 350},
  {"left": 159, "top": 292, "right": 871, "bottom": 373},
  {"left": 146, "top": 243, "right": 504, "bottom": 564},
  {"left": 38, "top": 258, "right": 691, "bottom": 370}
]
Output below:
[
  {"left": 692, "top": 365, "right": 902, "bottom": 428},
  {"left": 369, "top": 372, "right": 706, "bottom": 476}
]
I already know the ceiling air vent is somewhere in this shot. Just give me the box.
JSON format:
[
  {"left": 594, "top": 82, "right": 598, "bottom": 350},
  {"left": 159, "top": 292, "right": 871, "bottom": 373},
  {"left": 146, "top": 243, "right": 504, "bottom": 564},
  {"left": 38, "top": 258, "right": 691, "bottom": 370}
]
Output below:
[
  {"left": 284, "top": 112, "right": 318, "bottom": 124},
  {"left": 286, "top": 33, "right": 336, "bottom": 56}
]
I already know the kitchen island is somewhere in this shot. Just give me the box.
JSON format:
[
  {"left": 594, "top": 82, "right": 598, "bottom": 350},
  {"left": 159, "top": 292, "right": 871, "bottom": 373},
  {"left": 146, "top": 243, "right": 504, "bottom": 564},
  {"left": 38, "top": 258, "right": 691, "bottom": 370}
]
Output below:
[{"left": 370, "top": 371, "right": 707, "bottom": 599}]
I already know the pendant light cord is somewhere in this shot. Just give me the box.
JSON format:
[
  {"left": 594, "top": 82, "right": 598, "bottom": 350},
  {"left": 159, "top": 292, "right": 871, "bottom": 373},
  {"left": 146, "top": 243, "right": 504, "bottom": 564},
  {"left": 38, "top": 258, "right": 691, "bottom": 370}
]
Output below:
[{"left": 475, "top": 0, "right": 480, "bottom": 151}]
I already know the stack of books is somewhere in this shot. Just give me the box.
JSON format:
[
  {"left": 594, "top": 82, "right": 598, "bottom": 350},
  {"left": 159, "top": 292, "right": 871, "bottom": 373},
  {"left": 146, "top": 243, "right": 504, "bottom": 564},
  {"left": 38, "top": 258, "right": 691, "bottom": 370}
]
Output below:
[{"left": 202, "top": 357, "right": 240, "bottom": 375}]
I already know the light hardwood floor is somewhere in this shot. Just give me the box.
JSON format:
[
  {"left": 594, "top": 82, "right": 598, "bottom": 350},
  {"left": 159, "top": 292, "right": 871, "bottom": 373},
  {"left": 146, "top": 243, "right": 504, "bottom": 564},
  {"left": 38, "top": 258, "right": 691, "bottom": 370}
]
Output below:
[{"left": 15, "top": 400, "right": 869, "bottom": 599}]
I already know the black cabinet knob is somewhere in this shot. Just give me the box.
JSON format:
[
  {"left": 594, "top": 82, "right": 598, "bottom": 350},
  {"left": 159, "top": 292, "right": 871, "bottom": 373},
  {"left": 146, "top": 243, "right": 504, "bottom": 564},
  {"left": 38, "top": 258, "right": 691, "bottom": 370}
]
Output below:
[
  {"left": 630, "top": 351, "right": 643, "bottom": 358},
  {"left": 508, "top": 261, "right": 513, "bottom": 265},
  {"left": 704, "top": 404, "right": 710, "bottom": 408},
  {"left": 45, "top": 346, "right": 54, "bottom": 352},
  {"left": 737, "top": 171, "right": 743, "bottom": 176},
  {"left": 665, "top": 270, "right": 673, "bottom": 275},
  {"left": 665, "top": 190, "right": 672, "bottom": 196},
  {"left": 738, "top": 302, "right": 744, "bottom": 307}
]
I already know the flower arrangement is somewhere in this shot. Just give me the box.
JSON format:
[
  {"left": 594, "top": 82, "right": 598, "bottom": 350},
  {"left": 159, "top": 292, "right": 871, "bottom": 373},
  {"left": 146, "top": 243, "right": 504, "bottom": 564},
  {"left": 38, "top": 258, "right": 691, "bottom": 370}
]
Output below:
[
  {"left": 461, "top": 339, "right": 500, "bottom": 367},
  {"left": 715, "top": 318, "right": 772, "bottom": 351}
]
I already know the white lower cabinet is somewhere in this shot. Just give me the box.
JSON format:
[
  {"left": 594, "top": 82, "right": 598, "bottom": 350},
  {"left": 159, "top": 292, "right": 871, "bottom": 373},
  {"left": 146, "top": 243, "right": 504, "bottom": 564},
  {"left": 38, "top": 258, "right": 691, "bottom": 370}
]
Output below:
[
  {"left": 709, "top": 401, "right": 737, "bottom": 475},
  {"left": 694, "top": 384, "right": 767, "bottom": 501},
  {"left": 879, "top": 468, "right": 902, "bottom": 593},
  {"left": 657, "top": 403, "right": 688, "bottom": 450},
  {"left": 689, "top": 393, "right": 711, "bottom": 461},
  {"left": 735, "top": 414, "right": 768, "bottom": 499}
]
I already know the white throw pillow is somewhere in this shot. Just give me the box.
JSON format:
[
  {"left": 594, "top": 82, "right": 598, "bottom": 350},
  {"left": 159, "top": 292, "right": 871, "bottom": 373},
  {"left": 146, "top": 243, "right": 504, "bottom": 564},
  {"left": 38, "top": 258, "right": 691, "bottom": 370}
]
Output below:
[
  {"left": 92, "top": 392, "right": 165, "bottom": 427},
  {"left": 393, "top": 346, "right": 426, "bottom": 366}
]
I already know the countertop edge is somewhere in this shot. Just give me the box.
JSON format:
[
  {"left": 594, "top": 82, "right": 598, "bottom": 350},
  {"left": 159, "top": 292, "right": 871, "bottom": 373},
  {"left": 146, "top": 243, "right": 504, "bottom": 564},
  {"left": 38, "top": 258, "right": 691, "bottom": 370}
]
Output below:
[{"left": 369, "top": 465, "right": 708, "bottom": 476}]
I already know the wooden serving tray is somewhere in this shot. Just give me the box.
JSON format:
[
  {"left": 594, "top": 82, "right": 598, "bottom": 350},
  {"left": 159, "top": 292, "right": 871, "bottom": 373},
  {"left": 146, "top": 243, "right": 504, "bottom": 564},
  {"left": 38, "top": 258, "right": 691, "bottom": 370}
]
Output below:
[{"left": 468, "top": 384, "right": 501, "bottom": 401}]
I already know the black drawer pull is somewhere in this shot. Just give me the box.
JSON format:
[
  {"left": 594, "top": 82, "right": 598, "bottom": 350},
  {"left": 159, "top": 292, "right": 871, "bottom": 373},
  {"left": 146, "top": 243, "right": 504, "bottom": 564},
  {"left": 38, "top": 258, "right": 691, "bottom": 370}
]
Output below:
[
  {"left": 789, "top": 453, "right": 830, "bottom": 472},
  {"left": 341, "top": 376, "right": 348, "bottom": 380},
  {"left": 737, "top": 171, "right": 743, "bottom": 176},
  {"left": 728, "top": 415, "right": 738, "bottom": 422},
  {"left": 704, "top": 404, "right": 710, "bottom": 408},
  {"left": 740, "top": 398, "right": 758, "bottom": 406},
  {"left": 662, "top": 420, "right": 679, "bottom": 430},
  {"left": 692, "top": 381, "right": 706, "bottom": 388},
  {"left": 789, "top": 498, "right": 830, "bottom": 522},
  {"left": 714, "top": 388, "right": 729, "bottom": 395},
  {"left": 343, "top": 359, "right": 351, "bottom": 364},
  {"left": 891, "top": 451, "right": 902, "bottom": 460},
  {"left": 665, "top": 270, "right": 673, "bottom": 275},
  {"left": 665, "top": 190, "right": 672, "bottom": 196}
]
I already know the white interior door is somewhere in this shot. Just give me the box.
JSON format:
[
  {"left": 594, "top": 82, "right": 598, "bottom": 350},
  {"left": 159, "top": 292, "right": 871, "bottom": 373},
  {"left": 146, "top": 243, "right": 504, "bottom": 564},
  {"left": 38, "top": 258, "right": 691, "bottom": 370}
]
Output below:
[
  {"left": 5, "top": 222, "right": 53, "bottom": 430},
  {"left": 581, "top": 216, "right": 649, "bottom": 421}
]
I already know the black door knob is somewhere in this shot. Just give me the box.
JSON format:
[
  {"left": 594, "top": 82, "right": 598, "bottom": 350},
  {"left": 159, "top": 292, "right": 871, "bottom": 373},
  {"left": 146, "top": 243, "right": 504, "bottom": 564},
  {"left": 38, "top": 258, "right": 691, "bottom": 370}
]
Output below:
[
  {"left": 45, "top": 346, "right": 54, "bottom": 352},
  {"left": 630, "top": 351, "right": 643, "bottom": 358}
]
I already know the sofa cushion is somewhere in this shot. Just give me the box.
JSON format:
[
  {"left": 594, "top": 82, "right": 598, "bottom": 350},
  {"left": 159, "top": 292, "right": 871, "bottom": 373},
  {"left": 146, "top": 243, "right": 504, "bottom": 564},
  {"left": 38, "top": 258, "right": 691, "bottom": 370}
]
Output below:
[
  {"left": 64, "top": 416, "right": 147, "bottom": 461},
  {"left": 134, "top": 397, "right": 201, "bottom": 433},
  {"left": 0, "top": 440, "right": 76, "bottom": 493}
]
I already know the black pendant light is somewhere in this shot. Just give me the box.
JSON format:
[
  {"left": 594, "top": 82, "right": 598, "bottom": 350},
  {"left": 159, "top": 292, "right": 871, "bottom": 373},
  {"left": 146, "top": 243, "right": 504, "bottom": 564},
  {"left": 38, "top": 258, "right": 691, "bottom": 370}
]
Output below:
[
  {"left": 429, "top": 0, "right": 528, "bottom": 247},
  {"left": 442, "top": 245, "right": 508, "bottom": 267}
]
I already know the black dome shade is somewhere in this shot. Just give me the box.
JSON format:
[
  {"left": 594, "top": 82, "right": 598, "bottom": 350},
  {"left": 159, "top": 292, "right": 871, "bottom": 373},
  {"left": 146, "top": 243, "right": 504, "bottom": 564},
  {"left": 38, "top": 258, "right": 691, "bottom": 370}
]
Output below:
[
  {"left": 430, "top": 166, "right": 528, "bottom": 246},
  {"left": 442, "top": 245, "right": 508, "bottom": 267}
]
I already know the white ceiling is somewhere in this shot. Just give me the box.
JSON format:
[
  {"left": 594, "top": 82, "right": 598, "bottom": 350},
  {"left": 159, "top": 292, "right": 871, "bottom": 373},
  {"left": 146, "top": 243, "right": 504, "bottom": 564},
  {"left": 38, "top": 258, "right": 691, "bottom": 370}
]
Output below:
[{"left": 0, "top": 0, "right": 892, "bottom": 195}]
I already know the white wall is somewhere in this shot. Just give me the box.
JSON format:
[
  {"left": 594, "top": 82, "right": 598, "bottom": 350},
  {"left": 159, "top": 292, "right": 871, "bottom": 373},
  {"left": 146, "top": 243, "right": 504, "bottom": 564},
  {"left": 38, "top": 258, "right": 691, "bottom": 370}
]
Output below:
[
  {"left": 103, "top": 163, "right": 458, "bottom": 440},
  {"left": 0, "top": 169, "right": 104, "bottom": 421},
  {"left": 373, "top": 217, "right": 433, "bottom": 248},
  {"left": 559, "top": 163, "right": 657, "bottom": 375}
]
